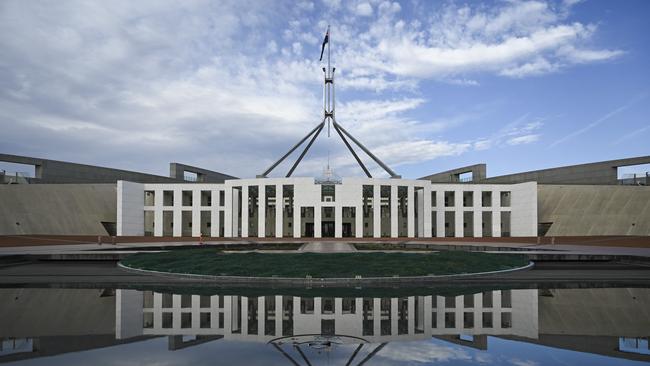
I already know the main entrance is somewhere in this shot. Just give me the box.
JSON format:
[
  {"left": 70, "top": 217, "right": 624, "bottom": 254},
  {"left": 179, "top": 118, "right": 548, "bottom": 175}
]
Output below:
[{"left": 321, "top": 221, "right": 335, "bottom": 237}]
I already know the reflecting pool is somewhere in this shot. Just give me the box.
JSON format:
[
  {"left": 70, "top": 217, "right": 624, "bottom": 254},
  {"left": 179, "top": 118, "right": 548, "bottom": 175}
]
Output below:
[{"left": 1, "top": 286, "right": 649, "bottom": 365}]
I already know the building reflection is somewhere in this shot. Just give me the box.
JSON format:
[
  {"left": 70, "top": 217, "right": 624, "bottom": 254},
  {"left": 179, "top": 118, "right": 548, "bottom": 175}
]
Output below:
[{"left": 0, "top": 287, "right": 648, "bottom": 363}]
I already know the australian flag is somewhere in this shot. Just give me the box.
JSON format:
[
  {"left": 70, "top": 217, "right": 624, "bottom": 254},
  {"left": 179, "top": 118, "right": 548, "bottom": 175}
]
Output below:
[{"left": 319, "top": 28, "right": 329, "bottom": 61}]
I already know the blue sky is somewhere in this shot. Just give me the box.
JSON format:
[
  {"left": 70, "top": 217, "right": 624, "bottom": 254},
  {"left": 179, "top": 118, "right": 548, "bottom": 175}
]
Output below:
[{"left": 0, "top": 0, "right": 648, "bottom": 179}]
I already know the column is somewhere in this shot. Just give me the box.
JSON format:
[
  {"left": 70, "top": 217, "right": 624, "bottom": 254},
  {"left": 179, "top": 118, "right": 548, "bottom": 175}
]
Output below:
[
  {"left": 423, "top": 187, "right": 432, "bottom": 237},
  {"left": 390, "top": 298, "right": 398, "bottom": 335},
  {"left": 275, "top": 296, "right": 282, "bottom": 337},
  {"left": 335, "top": 205, "right": 342, "bottom": 238},
  {"left": 407, "top": 186, "right": 415, "bottom": 237},
  {"left": 241, "top": 297, "right": 248, "bottom": 335},
  {"left": 173, "top": 188, "right": 182, "bottom": 237},
  {"left": 154, "top": 189, "right": 163, "bottom": 236},
  {"left": 258, "top": 185, "right": 265, "bottom": 238},
  {"left": 211, "top": 189, "right": 219, "bottom": 237},
  {"left": 258, "top": 297, "right": 265, "bottom": 337},
  {"left": 293, "top": 205, "right": 300, "bottom": 238},
  {"left": 454, "top": 189, "right": 463, "bottom": 238},
  {"left": 373, "top": 298, "right": 381, "bottom": 337},
  {"left": 436, "top": 209, "right": 444, "bottom": 238},
  {"left": 493, "top": 208, "right": 502, "bottom": 237},
  {"left": 474, "top": 209, "right": 482, "bottom": 237},
  {"left": 408, "top": 297, "right": 415, "bottom": 335},
  {"left": 241, "top": 186, "right": 248, "bottom": 238},
  {"left": 373, "top": 185, "right": 381, "bottom": 238},
  {"left": 192, "top": 190, "right": 201, "bottom": 237},
  {"left": 314, "top": 206, "right": 322, "bottom": 238},
  {"left": 275, "top": 184, "right": 283, "bottom": 238},
  {"left": 355, "top": 204, "right": 363, "bottom": 238},
  {"left": 390, "top": 186, "right": 398, "bottom": 238},
  {"left": 225, "top": 187, "right": 233, "bottom": 237}
]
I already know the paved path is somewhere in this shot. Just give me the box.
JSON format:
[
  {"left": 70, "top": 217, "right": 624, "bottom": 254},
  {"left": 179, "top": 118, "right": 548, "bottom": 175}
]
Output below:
[{"left": 299, "top": 242, "right": 357, "bottom": 253}]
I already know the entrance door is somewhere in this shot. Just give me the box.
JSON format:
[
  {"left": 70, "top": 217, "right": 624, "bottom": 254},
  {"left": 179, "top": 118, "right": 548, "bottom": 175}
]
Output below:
[
  {"left": 305, "top": 223, "right": 314, "bottom": 237},
  {"left": 321, "top": 221, "right": 335, "bottom": 237},
  {"left": 342, "top": 223, "right": 352, "bottom": 237}
]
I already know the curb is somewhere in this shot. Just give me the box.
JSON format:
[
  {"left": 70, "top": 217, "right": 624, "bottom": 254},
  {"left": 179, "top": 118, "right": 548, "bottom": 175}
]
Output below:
[{"left": 117, "top": 261, "right": 535, "bottom": 286}]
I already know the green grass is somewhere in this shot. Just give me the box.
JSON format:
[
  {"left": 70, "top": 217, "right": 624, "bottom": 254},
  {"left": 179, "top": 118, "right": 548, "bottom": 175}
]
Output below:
[{"left": 121, "top": 249, "right": 528, "bottom": 278}]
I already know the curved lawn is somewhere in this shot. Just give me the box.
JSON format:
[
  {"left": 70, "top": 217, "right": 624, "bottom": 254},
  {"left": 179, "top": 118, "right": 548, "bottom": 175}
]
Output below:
[{"left": 121, "top": 249, "right": 528, "bottom": 278}]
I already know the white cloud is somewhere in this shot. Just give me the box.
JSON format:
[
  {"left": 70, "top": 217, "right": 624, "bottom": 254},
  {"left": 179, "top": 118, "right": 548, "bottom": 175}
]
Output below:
[
  {"left": 355, "top": 2, "right": 373, "bottom": 17},
  {"left": 508, "top": 134, "right": 540, "bottom": 145}
]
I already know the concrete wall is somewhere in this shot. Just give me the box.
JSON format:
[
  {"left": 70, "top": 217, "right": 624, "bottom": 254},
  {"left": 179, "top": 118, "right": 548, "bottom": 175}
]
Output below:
[
  {"left": 484, "top": 155, "right": 650, "bottom": 185},
  {"left": 117, "top": 181, "right": 144, "bottom": 236},
  {"left": 538, "top": 184, "right": 650, "bottom": 236},
  {"left": 0, "top": 184, "right": 116, "bottom": 235}
]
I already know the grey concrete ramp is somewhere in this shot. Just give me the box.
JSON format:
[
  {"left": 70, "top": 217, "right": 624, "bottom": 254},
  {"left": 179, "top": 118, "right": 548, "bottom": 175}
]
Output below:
[{"left": 299, "top": 242, "right": 357, "bottom": 253}]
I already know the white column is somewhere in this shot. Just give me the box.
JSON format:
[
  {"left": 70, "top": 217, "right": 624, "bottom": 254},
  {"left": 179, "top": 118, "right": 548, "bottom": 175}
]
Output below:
[
  {"left": 258, "top": 297, "right": 265, "bottom": 336},
  {"left": 335, "top": 205, "right": 342, "bottom": 238},
  {"left": 373, "top": 185, "right": 381, "bottom": 238},
  {"left": 241, "top": 186, "right": 249, "bottom": 238},
  {"left": 436, "top": 209, "right": 444, "bottom": 238},
  {"left": 407, "top": 186, "right": 415, "bottom": 237},
  {"left": 454, "top": 190, "right": 463, "bottom": 238},
  {"left": 173, "top": 188, "right": 182, "bottom": 237},
  {"left": 275, "top": 296, "right": 282, "bottom": 337},
  {"left": 258, "top": 185, "right": 266, "bottom": 238},
  {"left": 474, "top": 209, "right": 482, "bottom": 237},
  {"left": 314, "top": 206, "right": 322, "bottom": 238},
  {"left": 408, "top": 297, "right": 415, "bottom": 335},
  {"left": 493, "top": 209, "right": 502, "bottom": 237},
  {"left": 423, "top": 187, "right": 432, "bottom": 237},
  {"left": 390, "top": 298, "right": 398, "bottom": 335},
  {"left": 225, "top": 187, "right": 233, "bottom": 237},
  {"left": 275, "top": 184, "right": 283, "bottom": 238},
  {"left": 192, "top": 190, "right": 201, "bottom": 237},
  {"left": 154, "top": 189, "right": 163, "bottom": 236},
  {"left": 241, "top": 297, "right": 248, "bottom": 335},
  {"left": 211, "top": 189, "right": 219, "bottom": 237},
  {"left": 390, "top": 186, "right": 398, "bottom": 238},
  {"left": 373, "top": 298, "right": 381, "bottom": 336},
  {"left": 293, "top": 205, "right": 300, "bottom": 238},
  {"left": 355, "top": 205, "right": 363, "bottom": 238}
]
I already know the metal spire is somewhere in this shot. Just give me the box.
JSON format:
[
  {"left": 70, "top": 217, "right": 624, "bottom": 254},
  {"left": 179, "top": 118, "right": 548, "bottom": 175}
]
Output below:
[{"left": 258, "top": 26, "right": 400, "bottom": 179}]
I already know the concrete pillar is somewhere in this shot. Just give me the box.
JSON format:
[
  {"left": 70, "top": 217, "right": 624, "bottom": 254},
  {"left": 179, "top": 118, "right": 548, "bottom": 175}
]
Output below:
[
  {"left": 407, "top": 186, "right": 415, "bottom": 237},
  {"left": 373, "top": 185, "right": 381, "bottom": 238},
  {"left": 423, "top": 187, "right": 432, "bottom": 237},
  {"left": 436, "top": 209, "right": 444, "bottom": 238},
  {"left": 424, "top": 296, "right": 432, "bottom": 336},
  {"left": 474, "top": 209, "right": 482, "bottom": 237},
  {"left": 373, "top": 298, "right": 381, "bottom": 336},
  {"left": 211, "top": 189, "right": 219, "bottom": 237},
  {"left": 293, "top": 205, "right": 300, "bottom": 238},
  {"left": 154, "top": 189, "right": 163, "bottom": 237},
  {"left": 314, "top": 206, "right": 322, "bottom": 238},
  {"left": 355, "top": 205, "right": 363, "bottom": 238},
  {"left": 241, "top": 296, "right": 248, "bottom": 335},
  {"left": 275, "top": 184, "right": 282, "bottom": 238},
  {"left": 275, "top": 296, "right": 282, "bottom": 337},
  {"left": 241, "top": 186, "right": 248, "bottom": 238},
  {"left": 408, "top": 297, "right": 415, "bottom": 335},
  {"left": 225, "top": 187, "right": 233, "bottom": 237},
  {"left": 173, "top": 188, "right": 182, "bottom": 237},
  {"left": 258, "top": 185, "right": 265, "bottom": 238},
  {"left": 335, "top": 205, "right": 342, "bottom": 238},
  {"left": 391, "top": 298, "right": 398, "bottom": 335},
  {"left": 258, "top": 297, "right": 265, "bottom": 336},
  {"left": 192, "top": 190, "right": 200, "bottom": 237},
  {"left": 390, "top": 186, "right": 398, "bottom": 238},
  {"left": 454, "top": 190, "right": 463, "bottom": 238},
  {"left": 493, "top": 209, "right": 502, "bottom": 237}
]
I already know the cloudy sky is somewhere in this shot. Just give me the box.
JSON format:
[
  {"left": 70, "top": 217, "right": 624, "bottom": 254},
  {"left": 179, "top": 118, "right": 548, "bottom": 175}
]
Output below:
[{"left": 0, "top": 0, "right": 648, "bottom": 179}]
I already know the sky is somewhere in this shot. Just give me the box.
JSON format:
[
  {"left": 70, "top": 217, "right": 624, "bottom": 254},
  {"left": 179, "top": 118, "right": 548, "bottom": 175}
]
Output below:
[{"left": 0, "top": 0, "right": 648, "bottom": 179}]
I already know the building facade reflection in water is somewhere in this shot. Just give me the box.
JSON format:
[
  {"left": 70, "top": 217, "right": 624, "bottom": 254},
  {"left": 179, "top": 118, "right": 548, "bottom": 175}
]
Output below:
[{"left": 117, "top": 289, "right": 539, "bottom": 342}]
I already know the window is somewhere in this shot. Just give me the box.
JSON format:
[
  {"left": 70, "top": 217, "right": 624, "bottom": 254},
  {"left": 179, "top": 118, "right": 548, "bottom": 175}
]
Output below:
[
  {"left": 482, "top": 312, "right": 493, "bottom": 328},
  {"left": 431, "top": 191, "right": 437, "bottom": 206},
  {"left": 162, "top": 312, "right": 173, "bottom": 328},
  {"left": 181, "top": 313, "right": 192, "bottom": 328},
  {"left": 200, "top": 313, "right": 211, "bottom": 328},
  {"left": 482, "top": 191, "right": 492, "bottom": 207},
  {"left": 463, "top": 312, "right": 474, "bottom": 329},
  {"left": 464, "top": 294, "right": 474, "bottom": 308},
  {"left": 200, "top": 296, "right": 211, "bottom": 308},
  {"left": 463, "top": 191, "right": 473, "bottom": 207},
  {"left": 445, "top": 312, "right": 456, "bottom": 328},
  {"left": 500, "top": 191, "right": 511, "bottom": 207},
  {"left": 482, "top": 292, "right": 493, "bottom": 308},
  {"left": 321, "top": 185, "right": 335, "bottom": 202},
  {"left": 501, "top": 312, "right": 512, "bottom": 328},
  {"left": 143, "top": 291, "right": 154, "bottom": 308},
  {"left": 201, "top": 191, "right": 212, "bottom": 206},
  {"left": 144, "top": 191, "right": 155, "bottom": 206},
  {"left": 219, "top": 191, "right": 225, "bottom": 207},
  {"left": 431, "top": 311, "right": 437, "bottom": 328},
  {"left": 181, "top": 294, "right": 192, "bottom": 308},
  {"left": 445, "top": 296, "right": 456, "bottom": 308},
  {"left": 143, "top": 312, "right": 154, "bottom": 328},
  {"left": 182, "top": 191, "right": 193, "bottom": 206},
  {"left": 163, "top": 191, "right": 174, "bottom": 206},
  {"left": 444, "top": 191, "right": 455, "bottom": 207},
  {"left": 162, "top": 293, "right": 173, "bottom": 308},
  {"left": 501, "top": 290, "right": 512, "bottom": 308}
]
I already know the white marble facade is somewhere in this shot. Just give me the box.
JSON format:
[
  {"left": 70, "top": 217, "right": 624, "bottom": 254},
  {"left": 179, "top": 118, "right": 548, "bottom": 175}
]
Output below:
[{"left": 117, "top": 178, "right": 537, "bottom": 238}]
